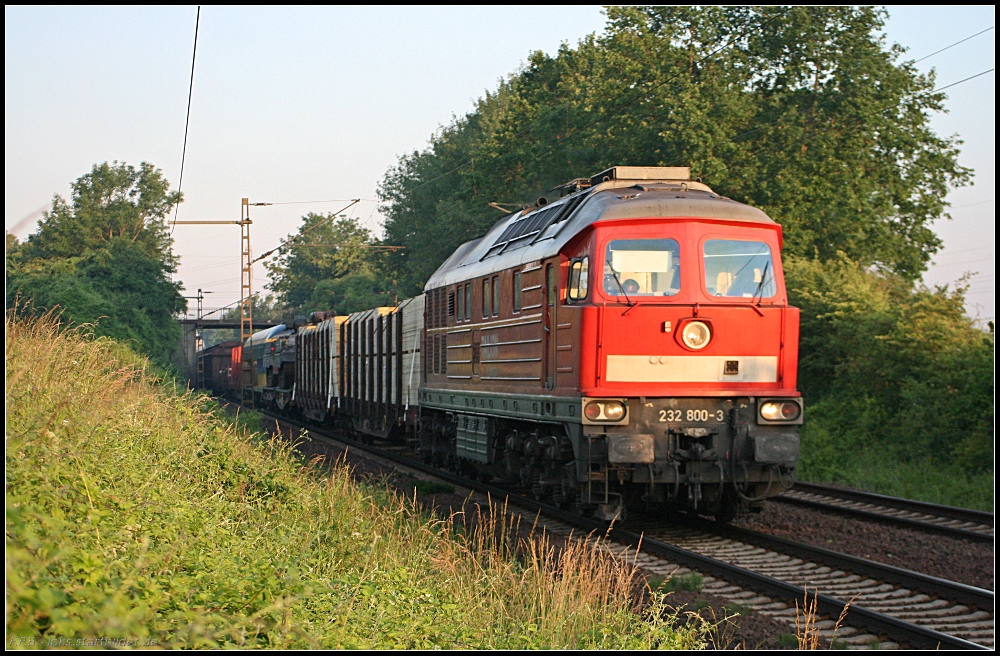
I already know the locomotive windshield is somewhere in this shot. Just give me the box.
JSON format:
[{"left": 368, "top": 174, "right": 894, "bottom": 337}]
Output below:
[
  {"left": 703, "top": 239, "right": 776, "bottom": 298},
  {"left": 603, "top": 238, "right": 680, "bottom": 296}
]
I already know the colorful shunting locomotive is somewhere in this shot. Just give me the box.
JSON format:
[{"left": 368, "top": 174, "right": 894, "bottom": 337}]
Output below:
[{"left": 215, "top": 166, "right": 802, "bottom": 520}]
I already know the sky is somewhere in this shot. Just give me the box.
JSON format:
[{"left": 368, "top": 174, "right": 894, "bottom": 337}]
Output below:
[{"left": 5, "top": 6, "right": 995, "bottom": 321}]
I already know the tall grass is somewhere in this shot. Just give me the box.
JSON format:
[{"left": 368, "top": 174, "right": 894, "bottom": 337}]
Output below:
[{"left": 5, "top": 310, "right": 704, "bottom": 649}]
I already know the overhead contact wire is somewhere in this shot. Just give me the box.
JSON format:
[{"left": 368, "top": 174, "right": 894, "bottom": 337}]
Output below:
[
  {"left": 171, "top": 6, "right": 201, "bottom": 233},
  {"left": 913, "top": 26, "right": 994, "bottom": 63}
]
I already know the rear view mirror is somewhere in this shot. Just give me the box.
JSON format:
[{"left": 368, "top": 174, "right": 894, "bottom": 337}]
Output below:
[{"left": 567, "top": 257, "right": 589, "bottom": 302}]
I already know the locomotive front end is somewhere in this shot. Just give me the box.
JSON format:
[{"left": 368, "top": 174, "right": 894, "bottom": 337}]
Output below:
[{"left": 562, "top": 171, "right": 802, "bottom": 520}]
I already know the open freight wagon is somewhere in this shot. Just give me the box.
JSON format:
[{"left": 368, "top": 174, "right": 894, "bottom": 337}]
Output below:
[{"left": 294, "top": 297, "right": 423, "bottom": 436}]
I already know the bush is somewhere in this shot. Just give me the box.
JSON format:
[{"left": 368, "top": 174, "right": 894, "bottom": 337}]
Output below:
[{"left": 786, "top": 256, "right": 994, "bottom": 508}]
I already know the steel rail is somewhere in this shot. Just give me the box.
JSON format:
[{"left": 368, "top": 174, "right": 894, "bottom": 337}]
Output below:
[
  {"left": 690, "top": 518, "right": 993, "bottom": 610},
  {"left": 240, "top": 404, "right": 989, "bottom": 650},
  {"left": 777, "top": 482, "right": 994, "bottom": 543},
  {"left": 617, "top": 528, "right": 988, "bottom": 651},
  {"left": 791, "top": 481, "right": 994, "bottom": 526}
]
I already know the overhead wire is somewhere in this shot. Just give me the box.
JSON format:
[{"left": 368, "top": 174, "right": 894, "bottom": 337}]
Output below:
[
  {"left": 264, "top": 198, "right": 378, "bottom": 205},
  {"left": 951, "top": 199, "right": 994, "bottom": 209},
  {"left": 930, "top": 68, "right": 995, "bottom": 94},
  {"left": 250, "top": 199, "right": 360, "bottom": 265},
  {"left": 913, "top": 26, "right": 994, "bottom": 63},
  {"left": 170, "top": 6, "right": 201, "bottom": 235}
]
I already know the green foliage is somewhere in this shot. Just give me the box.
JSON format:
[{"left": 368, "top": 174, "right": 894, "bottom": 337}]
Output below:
[
  {"left": 377, "top": 7, "right": 968, "bottom": 295},
  {"left": 786, "top": 256, "right": 994, "bottom": 508},
  {"left": 650, "top": 572, "right": 704, "bottom": 593},
  {"left": 264, "top": 213, "right": 395, "bottom": 315},
  {"left": 19, "top": 161, "right": 180, "bottom": 265},
  {"left": 778, "top": 633, "right": 798, "bottom": 648},
  {"left": 6, "top": 162, "right": 184, "bottom": 366},
  {"left": 6, "top": 314, "right": 706, "bottom": 649}
]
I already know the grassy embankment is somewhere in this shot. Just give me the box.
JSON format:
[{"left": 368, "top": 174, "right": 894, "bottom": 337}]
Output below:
[{"left": 5, "top": 313, "right": 705, "bottom": 649}]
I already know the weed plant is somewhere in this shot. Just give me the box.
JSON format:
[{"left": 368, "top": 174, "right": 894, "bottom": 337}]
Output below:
[{"left": 5, "top": 311, "right": 705, "bottom": 649}]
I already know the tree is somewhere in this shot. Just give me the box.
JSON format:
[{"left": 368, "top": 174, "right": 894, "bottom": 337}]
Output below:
[
  {"left": 265, "top": 213, "right": 393, "bottom": 315},
  {"left": 21, "top": 161, "right": 181, "bottom": 267},
  {"left": 377, "top": 6, "right": 970, "bottom": 294},
  {"left": 6, "top": 162, "right": 185, "bottom": 366}
]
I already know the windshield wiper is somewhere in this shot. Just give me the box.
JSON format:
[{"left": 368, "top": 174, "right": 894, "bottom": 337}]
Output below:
[
  {"left": 611, "top": 270, "right": 635, "bottom": 307},
  {"left": 752, "top": 261, "right": 770, "bottom": 306}
]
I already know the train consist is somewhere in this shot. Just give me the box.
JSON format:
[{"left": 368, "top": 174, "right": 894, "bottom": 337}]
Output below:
[{"left": 202, "top": 166, "right": 802, "bottom": 520}]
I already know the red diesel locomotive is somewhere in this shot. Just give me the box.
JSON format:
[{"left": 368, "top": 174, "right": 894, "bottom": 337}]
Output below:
[{"left": 219, "top": 166, "right": 802, "bottom": 521}]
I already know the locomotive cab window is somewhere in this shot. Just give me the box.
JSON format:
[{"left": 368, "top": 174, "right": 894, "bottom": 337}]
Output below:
[
  {"left": 603, "top": 239, "right": 680, "bottom": 297},
  {"left": 703, "top": 239, "right": 775, "bottom": 298},
  {"left": 567, "top": 256, "right": 589, "bottom": 302}
]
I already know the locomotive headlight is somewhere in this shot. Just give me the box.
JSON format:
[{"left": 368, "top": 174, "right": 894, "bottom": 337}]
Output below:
[
  {"left": 760, "top": 402, "right": 783, "bottom": 420},
  {"left": 603, "top": 401, "right": 626, "bottom": 421},
  {"left": 759, "top": 400, "right": 803, "bottom": 423},
  {"left": 681, "top": 321, "right": 712, "bottom": 350},
  {"left": 583, "top": 400, "right": 628, "bottom": 423},
  {"left": 780, "top": 403, "right": 800, "bottom": 420}
]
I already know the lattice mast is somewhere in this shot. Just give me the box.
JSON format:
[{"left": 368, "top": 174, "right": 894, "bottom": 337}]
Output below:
[{"left": 240, "top": 198, "right": 254, "bottom": 407}]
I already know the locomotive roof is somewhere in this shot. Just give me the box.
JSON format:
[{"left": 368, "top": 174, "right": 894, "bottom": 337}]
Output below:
[{"left": 424, "top": 177, "right": 776, "bottom": 290}]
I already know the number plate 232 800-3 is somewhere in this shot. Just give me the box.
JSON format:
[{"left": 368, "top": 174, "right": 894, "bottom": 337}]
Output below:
[{"left": 657, "top": 408, "right": 725, "bottom": 423}]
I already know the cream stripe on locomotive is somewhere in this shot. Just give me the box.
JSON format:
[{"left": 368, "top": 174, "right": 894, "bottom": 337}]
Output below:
[{"left": 605, "top": 355, "right": 777, "bottom": 383}]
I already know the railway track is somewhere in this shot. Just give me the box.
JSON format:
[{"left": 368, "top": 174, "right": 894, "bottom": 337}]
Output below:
[
  {"left": 631, "top": 520, "right": 993, "bottom": 648},
  {"left": 778, "top": 481, "right": 994, "bottom": 543},
  {"left": 243, "top": 405, "right": 993, "bottom": 649}
]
